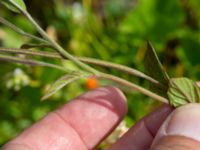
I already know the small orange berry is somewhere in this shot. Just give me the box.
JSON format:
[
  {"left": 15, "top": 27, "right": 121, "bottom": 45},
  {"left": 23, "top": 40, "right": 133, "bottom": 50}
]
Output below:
[{"left": 86, "top": 77, "right": 99, "bottom": 90}]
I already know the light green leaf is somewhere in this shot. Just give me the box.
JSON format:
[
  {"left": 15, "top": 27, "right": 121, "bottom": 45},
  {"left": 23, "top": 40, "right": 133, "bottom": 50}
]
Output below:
[
  {"left": 41, "top": 72, "right": 84, "bottom": 101},
  {"left": 168, "top": 77, "right": 200, "bottom": 107},
  {"left": 144, "top": 42, "right": 170, "bottom": 97},
  {"left": 1, "top": 0, "right": 26, "bottom": 13}
]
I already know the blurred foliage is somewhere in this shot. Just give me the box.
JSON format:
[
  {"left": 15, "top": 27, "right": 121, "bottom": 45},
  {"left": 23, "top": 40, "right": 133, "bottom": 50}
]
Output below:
[{"left": 0, "top": 0, "right": 200, "bottom": 148}]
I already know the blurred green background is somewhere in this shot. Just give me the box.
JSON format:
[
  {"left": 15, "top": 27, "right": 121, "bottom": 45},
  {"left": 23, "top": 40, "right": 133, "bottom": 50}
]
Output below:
[{"left": 0, "top": 0, "right": 200, "bottom": 148}]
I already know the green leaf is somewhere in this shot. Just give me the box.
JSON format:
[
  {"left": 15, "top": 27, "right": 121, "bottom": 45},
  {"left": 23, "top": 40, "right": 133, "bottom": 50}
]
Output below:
[
  {"left": 41, "top": 72, "right": 84, "bottom": 101},
  {"left": 1, "top": 0, "right": 26, "bottom": 13},
  {"left": 168, "top": 77, "right": 200, "bottom": 107},
  {"left": 144, "top": 42, "right": 170, "bottom": 97}
]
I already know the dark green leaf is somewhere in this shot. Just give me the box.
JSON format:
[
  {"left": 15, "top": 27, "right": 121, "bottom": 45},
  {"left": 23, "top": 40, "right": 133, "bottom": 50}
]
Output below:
[
  {"left": 144, "top": 42, "right": 169, "bottom": 97},
  {"left": 1, "top": 0, "right": 26, "bottom": 13},
  {"left": 41, "top": 72, "right": 83, "bottom": 101},
  {"left": 168, "top": 77, "right": 200, "bottom": 107}
]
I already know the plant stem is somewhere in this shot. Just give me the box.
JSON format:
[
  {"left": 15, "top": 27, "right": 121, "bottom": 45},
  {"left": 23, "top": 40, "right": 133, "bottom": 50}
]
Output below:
[
  {"left": 0, "top": 16, "right": 47, "bottom": 43},
  {"left": 0, "top": 54, "right": 69, "bottom": 72},
  {"left": 0, "top": 48, "right": 161, "bottom": 85},
  {"left": 3, "top": 1, "right": 169, "bottom": 104},
  {"left": 9, "top": 0, "right": 99, "bottom": 75},
  {"left": 78, "top": 57, "right": 161, "bottom": 85},
  {"left": 99, "top": 73, "right": 169, "bottom": 103},
  {"left": 0, "top": 48, "right": 168, "bottom": 103}
]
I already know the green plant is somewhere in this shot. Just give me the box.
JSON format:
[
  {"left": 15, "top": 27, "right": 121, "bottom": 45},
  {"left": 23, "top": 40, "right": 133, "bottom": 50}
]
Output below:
[{"left": 0, "top": 0, "right": 199, "bottom": 107}]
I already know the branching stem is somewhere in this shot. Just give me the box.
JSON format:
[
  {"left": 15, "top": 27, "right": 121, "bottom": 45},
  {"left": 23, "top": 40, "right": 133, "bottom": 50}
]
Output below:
[
  {"left": 8, "top": 0, "right": 99, "bottom": 75},
  {"left": 0, "top": 16, "right": 47, "bottom": 43},
  {"left": 0, "top": 1, "right": 169, "bottom": 103},
  {"left": 0, "top": 54, "right": 69, "bottom": 72},
  {"left": 0, "top": 48, "right": 161, "bottom": 85}
]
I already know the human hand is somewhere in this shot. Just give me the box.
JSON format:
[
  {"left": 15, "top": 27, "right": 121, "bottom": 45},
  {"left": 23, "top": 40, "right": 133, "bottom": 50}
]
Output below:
[{"left": 2, "top": 86, "right": 200, "bottom": 150}]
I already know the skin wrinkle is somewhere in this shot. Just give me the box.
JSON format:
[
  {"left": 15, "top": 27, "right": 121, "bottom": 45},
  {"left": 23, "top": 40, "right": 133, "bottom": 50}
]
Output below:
[
  {"left": 2, "top": 143, "right": 34, "bottom": 150},
  {"left": 5, "top": 140, "right": 39, "bottom": 150},
  {"left": 52, "top": 111, "right": 89, "bottom": 150},
  {"left": 166, "top": 105, "right": 200, "bottom": 141},
  {"left": 145, "top": 105, "right": 173, "bottom": 136},
  {"left": 138, "top": 121, "right": 154, "bottom": 148},
  {"left": 151, "top": 136, "right": 200, "bottom": 150},
  {"left": 143, "top": 119, "right": 155, "bottom": 138},
  {"left": 133, "top": 121, "right": 153, "bottom": 149},
  {"left": 150, "top": 112, "right": 173, "bottom": 148}
]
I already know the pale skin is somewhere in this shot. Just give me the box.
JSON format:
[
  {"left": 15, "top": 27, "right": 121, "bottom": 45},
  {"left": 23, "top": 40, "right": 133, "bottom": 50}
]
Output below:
[{"left": 2, "top": 86, "right": 200, "bottom": 150}]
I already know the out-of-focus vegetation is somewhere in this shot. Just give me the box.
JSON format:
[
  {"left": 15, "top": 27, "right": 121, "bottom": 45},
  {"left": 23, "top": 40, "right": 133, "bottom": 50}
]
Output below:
[{"left": 0, "top": 0, "right": 200, "bottom": 148}]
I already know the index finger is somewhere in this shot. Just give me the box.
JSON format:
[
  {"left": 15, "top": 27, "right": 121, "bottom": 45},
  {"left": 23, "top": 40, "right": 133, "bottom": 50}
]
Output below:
[{"left": 3, "top": 86, "right": 127, "bottom": 150}]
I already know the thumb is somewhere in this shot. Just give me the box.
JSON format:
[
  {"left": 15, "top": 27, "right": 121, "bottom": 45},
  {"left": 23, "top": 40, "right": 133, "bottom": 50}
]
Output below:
[{"left": 151, "top": 104, "right": 200, "bottom": 150}]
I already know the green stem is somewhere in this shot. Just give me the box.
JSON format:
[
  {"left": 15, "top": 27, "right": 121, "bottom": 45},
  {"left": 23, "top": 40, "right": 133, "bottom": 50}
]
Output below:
[
  {"left": 0, "top": 48, "right": 161, "bottom": 85},
  {"left": 99, "top": 73, "right": 169, "bottom": 103},
  {"left": 0, "top": 47, "right": 168, "bottom": 103},
  {"left": 3, "top": 1, "right": 169, "bottom": 104},
  {"left": 8, "top": 0, "right": 99, "bottom": 75},
  {"left": 0, "top": 16, "right": 47, "bottom": 43},
  {"left": 0, "top": 54, "right": 69, "bottom": 72}
]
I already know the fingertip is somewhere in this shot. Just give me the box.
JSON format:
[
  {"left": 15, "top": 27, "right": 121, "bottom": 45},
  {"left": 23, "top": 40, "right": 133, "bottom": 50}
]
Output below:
[
  {"left": 102, "top": 86, "right": 128, "bottom": 117},
  {"left": 152, "top": 103, "right": 200, "bottom": 148},
  {"left": 55, "top": 86, "right": 128, "bottom": 149},
  {"left": 76, "top": 86, "right": 128, "bottom": 117}
]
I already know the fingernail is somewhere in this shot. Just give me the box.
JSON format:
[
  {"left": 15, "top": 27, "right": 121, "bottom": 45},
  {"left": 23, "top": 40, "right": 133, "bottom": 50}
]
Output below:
[{"left": 152, "top": 104, "right": 200, "bottom": 146}]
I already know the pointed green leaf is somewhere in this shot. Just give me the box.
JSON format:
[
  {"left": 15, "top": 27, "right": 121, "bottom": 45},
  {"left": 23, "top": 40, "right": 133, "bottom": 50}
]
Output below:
[
  {"left": 42, "top": 73, "right": 83, "bottom": 101},
  {"left": 168, "top": 77, "right": 200, "bottom": 107},
  {"left": 1, "top": 0, "right": 26, "bottom": 13},
  {"left": 144, "top": 42, "right": 170, "bottom": 97}
]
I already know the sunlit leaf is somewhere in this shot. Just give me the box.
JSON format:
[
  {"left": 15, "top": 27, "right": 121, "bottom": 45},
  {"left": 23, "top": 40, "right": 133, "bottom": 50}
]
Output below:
[
  {"left": 168, "top": 77, "right": 200, "bottom": 107},
  {"left": 42, "top": 72, "right": 84, "bottom": 101},
  {"left": 1, "top": 0, "right": 26, "bottom": 13},
  {"left": 144, "top": 42, "right": 169, "bottom": 98}
]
